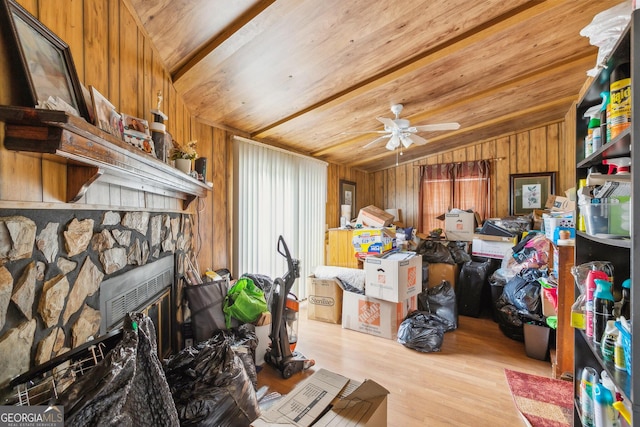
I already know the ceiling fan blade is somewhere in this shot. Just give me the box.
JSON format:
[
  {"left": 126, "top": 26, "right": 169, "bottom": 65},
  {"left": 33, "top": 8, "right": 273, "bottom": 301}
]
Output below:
[
  {"left": 410, "top": 122, "right": 461, "bottom": 132},
  {"left": 377, "top": 117, "right": 398, "bottom": 129},
  {"left": 362, "top": 134, "right": 391, "bottom": 148},
  {"left": 407, "top": 134, "right": 428, "bottom": 145},
  {"left": 385, "top": 134, "right": 400, "bottom": 150},
  {"left": 342, "top": 130, "right": 388, "bottom": 135}
]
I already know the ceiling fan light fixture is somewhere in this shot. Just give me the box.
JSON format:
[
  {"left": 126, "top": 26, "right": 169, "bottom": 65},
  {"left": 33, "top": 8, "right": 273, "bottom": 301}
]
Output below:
[
  {"left": 385, "top": 134, "right": 400, "bottom": 150},
  {"left": 400, "top": 134, "right": 413, "bottom": 148}
]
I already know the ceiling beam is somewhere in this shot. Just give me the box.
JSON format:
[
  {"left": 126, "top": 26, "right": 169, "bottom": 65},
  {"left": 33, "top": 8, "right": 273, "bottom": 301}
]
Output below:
[
  {"left": 172, "top": 0, "right": 277, "bottom": 81},
  {"left": 310, "top": 52, "right": 593, "bottom": 157},
  {"left": 343, "top": 95, "right": 577, "bottom": 168},
  {"left": 251, "top": 0, "right": 556, "bottom": 138}
]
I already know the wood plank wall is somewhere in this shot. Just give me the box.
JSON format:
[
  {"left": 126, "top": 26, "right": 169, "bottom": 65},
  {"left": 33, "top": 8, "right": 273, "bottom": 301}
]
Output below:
[
  {"left": 0, "top": 0, "right": 229, "bottom": 272},
  {"left": 326, "top": 120, "right": 576, "bottom": 231}
]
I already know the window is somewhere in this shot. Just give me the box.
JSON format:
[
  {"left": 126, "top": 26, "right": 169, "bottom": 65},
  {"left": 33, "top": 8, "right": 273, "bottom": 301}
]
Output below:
[
  {"left": 418, "top": 160, "right": 490, "bottom": 233},
  {"left": 232, "top": 137, "right": 327, "bottom": 297}
]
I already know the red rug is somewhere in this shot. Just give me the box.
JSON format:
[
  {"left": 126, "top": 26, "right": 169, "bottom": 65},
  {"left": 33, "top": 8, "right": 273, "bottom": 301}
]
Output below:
[{"left": 504, "top": 369, "right": 573, "bottom": 427}]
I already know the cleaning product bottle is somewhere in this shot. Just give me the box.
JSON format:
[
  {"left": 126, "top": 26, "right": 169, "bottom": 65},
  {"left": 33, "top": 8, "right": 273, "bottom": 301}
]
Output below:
[
  {"left": 593, "top": 380, "right": 620, "bottom": 427},
  {"left": 584, "top": 105, "right": 602, "bottom": 157},
  {"left": 581, "top": 367, "right": 599, "bottom": 427},
  {"left": 609, "top": 61, "right": 631, "bottom": 140},
  {"left": 593, "top": 278, "right": 615, "bottom": 346},
  {"left": 614, "top": 327, "right": 626, "bottom": 372},
  {"left": 602, "top": 157, "right": 631, "bottom": 175},
  {"left": 600, "top": 320, "right": 617, "bottom": 362},
  {"left": 600, "top": 91, "right": 609, "bottom": 145},
  {"left": 586, "top": 270, "right": 609, "bottom": 339},
  {"left": 619, "top": 279, "right": 631, "bottom": 320}
]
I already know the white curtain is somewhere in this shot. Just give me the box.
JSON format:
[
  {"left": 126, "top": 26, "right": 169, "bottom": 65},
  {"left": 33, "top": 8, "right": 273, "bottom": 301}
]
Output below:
[{"left": 233, "top": 136, "right": 327, "bottom": 298}]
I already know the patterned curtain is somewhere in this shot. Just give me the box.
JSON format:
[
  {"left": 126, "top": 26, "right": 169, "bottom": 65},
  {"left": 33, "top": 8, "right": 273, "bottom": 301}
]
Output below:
[{"left": 418, "top": 160, "right": 491, "bottom": 234}]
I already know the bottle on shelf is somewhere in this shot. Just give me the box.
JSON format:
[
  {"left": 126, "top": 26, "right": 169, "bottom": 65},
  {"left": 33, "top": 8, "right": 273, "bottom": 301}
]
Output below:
[
  {"left": 581, "top": 366, "right": 599, "bottom": 427},
  {"left": 600, "top": 320, "right": 618, "bottom": 363},
  {"left": 584, "top": 105, "right": 601, "bottom": 157},
  {"left": 609, "top": 61, "right": 631, "bottom": 141},
  {"left": 619, "top": 278, "right": 631, "bottom": 321},
  {"left": 593, "top": 379, "right": 620, "bottom": 427},
  {"left": 593, "top": 279, "right": 615, "bottom": 346},
  {"left": 586, "top": 270, "right": 610, "bottom": 339}
]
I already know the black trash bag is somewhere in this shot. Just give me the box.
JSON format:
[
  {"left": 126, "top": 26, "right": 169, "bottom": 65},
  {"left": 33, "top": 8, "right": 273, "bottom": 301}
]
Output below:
[
  {"left": 163, "top": 329, "right": 260, "bottom": 427},
  {"left": 337, "top": 277, "right": 364, "bottom": 294},
  {"left": 447, "top": 241, "right": 471, "bottom": 264},
  {"left": 502, "top": 268, "right": 545, "bottom": 314},
  {"left": 416, "top": 241, "right": 455, "bottom": 264},
  {"left": 56, "top": 313, "right": 180, "bottom": 427},
  {"left": 495, "top": 298, "right": 525, "bottom": 342},
  {"left": 397, "top": 311, "right": 447, "bottom": 353},
  {"left": 417, "top": 281, "right": 458, "bottom": 331},
  {"left": 227, "top": 324, "right": 259, "bottom": 390}
]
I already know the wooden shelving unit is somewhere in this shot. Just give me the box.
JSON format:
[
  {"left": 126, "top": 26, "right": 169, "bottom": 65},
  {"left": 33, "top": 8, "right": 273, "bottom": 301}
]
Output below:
[{"left": 0, "top": 105, "right": 210, "bottom": 209}]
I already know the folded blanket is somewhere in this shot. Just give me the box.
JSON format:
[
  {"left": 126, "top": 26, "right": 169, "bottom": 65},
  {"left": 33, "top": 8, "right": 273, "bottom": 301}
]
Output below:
[{"left": 313, "top": 265, "right": 365, "bottom": 292}]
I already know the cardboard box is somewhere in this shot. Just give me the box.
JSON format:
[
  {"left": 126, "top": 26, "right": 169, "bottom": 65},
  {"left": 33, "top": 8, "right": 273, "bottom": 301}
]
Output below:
[
  {"left": 352, "top": 227, "right": 395, "bottom": 256},
  {"left": 471, "top": 234, "right": 518, "bottom": 259},
  {"left": 307, "top": 275, "right": 343, "bottom": 324},
  {"left": 364, "top": 252, "right": 421, "bottom": 302},
  {"left": 444, "top": 211, "right": 476, "bottom": 241},
  {"left": 356, "top": 205, "right": 395, "bottom": 228},
  {"left": 545, "top": 195, "right": 576, "bottom": 212},
  {"left": 251, "top": 368, "right": 389, "bottom": 427},
  {"left": 427, "top": 262, "right": 460, "bottom": 289},
  {"left": 342, "top": 291, "right": 417, "bottom": 340}
]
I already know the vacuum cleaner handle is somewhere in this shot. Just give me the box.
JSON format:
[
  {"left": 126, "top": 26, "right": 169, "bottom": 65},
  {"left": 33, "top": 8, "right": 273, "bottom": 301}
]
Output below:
[{"left": 277, "top": 235, "right": 300, "bottom": 282}]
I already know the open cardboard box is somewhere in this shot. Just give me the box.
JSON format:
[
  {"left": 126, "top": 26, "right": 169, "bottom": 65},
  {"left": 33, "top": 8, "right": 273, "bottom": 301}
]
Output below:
[{"left": 251, "top": 368, "right": 389, "bottom": 427}]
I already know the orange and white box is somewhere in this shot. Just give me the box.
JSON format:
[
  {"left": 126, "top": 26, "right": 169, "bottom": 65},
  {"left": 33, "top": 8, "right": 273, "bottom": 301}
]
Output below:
[
  {"left": 341, "top": 291, "right": 417, "bottom": 340},
  {"left": 364, "top": 252, "right": 422, "bottom": 302}
]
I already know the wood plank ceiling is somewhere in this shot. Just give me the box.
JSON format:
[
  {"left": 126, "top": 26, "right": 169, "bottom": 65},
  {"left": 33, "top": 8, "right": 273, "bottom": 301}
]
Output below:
[{"left": 127, "top": 0, "right": 624, "bottom": 172}]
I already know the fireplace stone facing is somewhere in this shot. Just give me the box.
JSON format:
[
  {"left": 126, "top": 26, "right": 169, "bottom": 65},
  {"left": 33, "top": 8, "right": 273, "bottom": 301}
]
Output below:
[{"left": 0, "top": 209, "right": 194, "bottom": 387}]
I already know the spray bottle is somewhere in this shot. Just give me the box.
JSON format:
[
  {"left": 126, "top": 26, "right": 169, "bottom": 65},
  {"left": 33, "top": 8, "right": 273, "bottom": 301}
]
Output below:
[
  {"left": 593, "top": 278, "right": 615, "bottom": 346},
  {"left": 586, "top": 270, "right": 609, "bottom": 339},
  {"left": 593, "top": 380, "right": 620, "bottom": 427},
  {"left": 602, "top": 157, "right": 631, "bottom": 175},
  {"left": 585, "top": 105, "right": 602, "bottom": 157}
]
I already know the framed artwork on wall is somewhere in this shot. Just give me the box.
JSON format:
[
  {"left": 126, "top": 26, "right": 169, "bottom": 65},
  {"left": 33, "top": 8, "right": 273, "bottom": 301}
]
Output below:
[
  {"left": 509, "top": 172, "right": 556, "bottom": 216},
  {"left": 339, "top": 180, "right": 356, "bottom": 223},
  {"left": 0, "top": 0, "right": 90, "bottom": 120}
]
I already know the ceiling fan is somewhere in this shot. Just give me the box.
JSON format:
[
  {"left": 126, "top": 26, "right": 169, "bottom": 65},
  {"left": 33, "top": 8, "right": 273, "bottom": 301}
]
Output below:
[{"left": 358, "top": 104, "right": 460, "bottom": 151}]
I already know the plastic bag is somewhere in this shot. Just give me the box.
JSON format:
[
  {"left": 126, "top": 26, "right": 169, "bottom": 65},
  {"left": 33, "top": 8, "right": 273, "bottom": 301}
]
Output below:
[
  {"left": 223, "top": 277, "right": 268, "bottom": 328},
  {"left": 503, "top": 268, "right": 546, "bottom": 314},
  {"left": 417, "top": 281, "right": 458, "bottom": 331},
  {"left": 580, "top": 1, "right": 632, "bottom": 76},
  {"left": 416, "top": 241, "right": 455, "bottom": 264},
  {"left": 397, "top": 311, "right": 447, "bottom": 353},
  {"left": 56, "top": 313, "right": 180, "bottom": 427},
  {"left": 164, "top": 328, "right": 260, "bottom": 426}
]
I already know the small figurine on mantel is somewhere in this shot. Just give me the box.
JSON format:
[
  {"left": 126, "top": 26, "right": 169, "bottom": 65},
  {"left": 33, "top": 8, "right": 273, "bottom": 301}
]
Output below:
[{"left": 150, "top": 90, "right": 170, "bottom": 163}]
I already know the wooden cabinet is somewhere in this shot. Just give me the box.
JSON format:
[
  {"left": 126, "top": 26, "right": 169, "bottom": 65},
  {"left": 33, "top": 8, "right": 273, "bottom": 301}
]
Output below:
[
  {"left": 326, "top": 229, "right": 361, "bottom": 268},
  {"left": 573, "top": 12, "right": 637, "bottom": 425}
]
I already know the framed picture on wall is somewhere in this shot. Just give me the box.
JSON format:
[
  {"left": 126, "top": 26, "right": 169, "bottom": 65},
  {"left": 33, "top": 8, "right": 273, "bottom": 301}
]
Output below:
[
  {"left": 0, "top": 0, "right": 90, "bottom": 120},
  {"left": 339, "top": 180, "right": 356, "bottom": 223},
  {"left": 509, "top": 172, "right": 556, "bottom": 216}
]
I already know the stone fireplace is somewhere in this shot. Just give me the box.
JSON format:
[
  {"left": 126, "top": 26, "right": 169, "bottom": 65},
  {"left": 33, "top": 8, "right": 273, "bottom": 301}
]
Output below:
[{"left": 0, "top": 208, "right": 195, "bottom": 388}]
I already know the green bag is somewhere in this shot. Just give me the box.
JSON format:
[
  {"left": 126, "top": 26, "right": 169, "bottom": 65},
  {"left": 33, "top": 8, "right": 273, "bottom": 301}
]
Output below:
[{"left": 223, "top": 277, "right": 267, "bottom": 328}]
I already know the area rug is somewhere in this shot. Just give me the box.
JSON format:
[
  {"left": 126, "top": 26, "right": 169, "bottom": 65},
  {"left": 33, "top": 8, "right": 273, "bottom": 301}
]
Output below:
[{"left": 504, "top": 369, "right": 572, "bottom": 427}]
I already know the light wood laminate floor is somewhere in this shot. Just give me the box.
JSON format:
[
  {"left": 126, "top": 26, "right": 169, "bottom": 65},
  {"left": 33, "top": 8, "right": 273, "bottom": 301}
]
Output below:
[{"left": 257, "top": 302, "right": 556, "bottom": 426}]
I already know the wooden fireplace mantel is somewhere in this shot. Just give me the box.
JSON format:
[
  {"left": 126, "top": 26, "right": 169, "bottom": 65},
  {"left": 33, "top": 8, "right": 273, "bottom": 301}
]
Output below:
[{"left": 0, "top": 105, "right": 211, "bottom": 209}]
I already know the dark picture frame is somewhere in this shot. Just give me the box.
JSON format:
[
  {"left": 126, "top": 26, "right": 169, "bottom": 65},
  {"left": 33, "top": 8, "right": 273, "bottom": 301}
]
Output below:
[
  {"left": 339, "top": 180, "right": 356, "bottom": 222},
  {"left": 0, "top": 0, "right": 90, "bottom": 120},
  {"left": 509, "top": 172, "right": 556, "bottom": 216}
]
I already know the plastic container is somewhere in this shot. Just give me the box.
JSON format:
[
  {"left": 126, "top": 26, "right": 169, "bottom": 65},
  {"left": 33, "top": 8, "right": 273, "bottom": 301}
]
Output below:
[
  {"left": 579, "top": 200, "right": 631, "bottom": 237},
  {"left": 524, "top": 322, "right": 550, "bottom": 360}
]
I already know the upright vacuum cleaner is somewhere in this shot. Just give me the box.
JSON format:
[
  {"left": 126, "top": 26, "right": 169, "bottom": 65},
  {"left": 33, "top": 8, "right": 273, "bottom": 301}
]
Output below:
[{"left": 264, "top": 236, "right": 315, "bottom": 379}]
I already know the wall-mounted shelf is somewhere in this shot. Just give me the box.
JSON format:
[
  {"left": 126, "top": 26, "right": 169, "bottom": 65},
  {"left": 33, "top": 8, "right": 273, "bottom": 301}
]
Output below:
[{"left": 0, "top": 105, "right": 210, "bottom": 209}]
